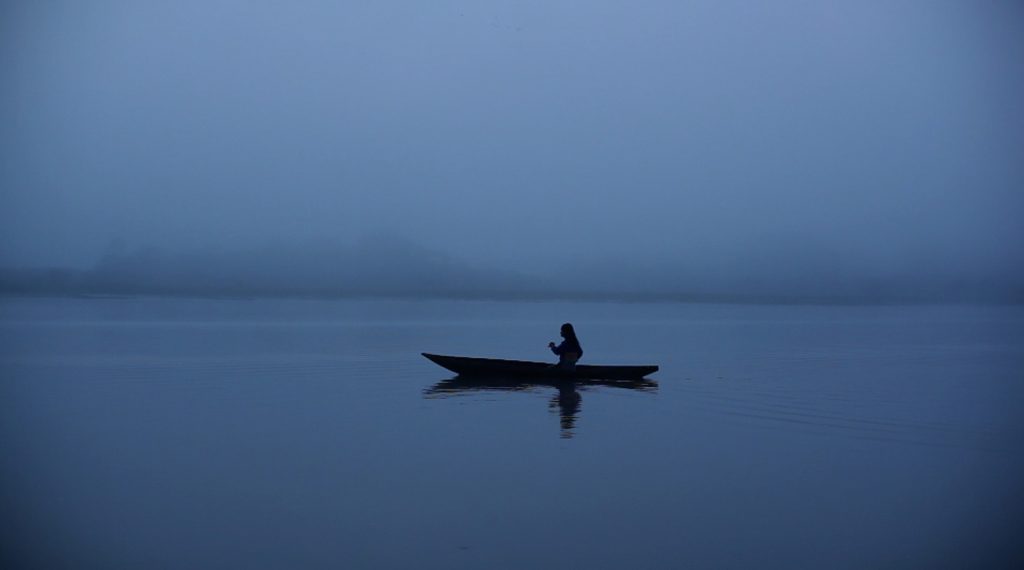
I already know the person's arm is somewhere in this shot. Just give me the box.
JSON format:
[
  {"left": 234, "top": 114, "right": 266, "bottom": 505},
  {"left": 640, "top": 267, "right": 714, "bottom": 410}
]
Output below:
[{"left": 549, "top": 341, "right": 563, "bottom": 355}]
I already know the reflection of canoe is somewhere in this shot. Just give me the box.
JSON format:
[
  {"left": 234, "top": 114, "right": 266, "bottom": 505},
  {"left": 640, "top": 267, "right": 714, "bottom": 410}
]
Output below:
[
  {"left": 422, "top": 352, "right": 658, "bottom": 381},
  {"left": 424, "top": 375, "right": 658, "bottom": 396}
]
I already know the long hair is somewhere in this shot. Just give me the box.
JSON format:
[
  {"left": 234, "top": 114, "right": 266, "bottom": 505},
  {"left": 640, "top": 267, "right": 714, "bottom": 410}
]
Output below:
[{"left": 560, "top": 322, "right": 579, "bottom": 345}]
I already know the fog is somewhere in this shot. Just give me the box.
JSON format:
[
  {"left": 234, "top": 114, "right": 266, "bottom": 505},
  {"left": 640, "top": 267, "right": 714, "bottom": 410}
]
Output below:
[{"left": 2, "top": 1, "right": 1022, "bottom": 301}]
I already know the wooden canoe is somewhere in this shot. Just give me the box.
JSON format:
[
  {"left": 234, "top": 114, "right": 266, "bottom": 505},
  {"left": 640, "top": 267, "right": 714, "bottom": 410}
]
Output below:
[{"left": 422, "top": 352, "right": 658, "bottom": 380}]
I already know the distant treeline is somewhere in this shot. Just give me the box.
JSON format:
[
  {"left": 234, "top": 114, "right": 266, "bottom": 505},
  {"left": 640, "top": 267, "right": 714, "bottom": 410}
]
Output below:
[
  {"left": 2, "top": 240, "right": 1022, "bottom": 304},
  {"left": 0, "top": 240, "right": 535, "bottom": 299}
]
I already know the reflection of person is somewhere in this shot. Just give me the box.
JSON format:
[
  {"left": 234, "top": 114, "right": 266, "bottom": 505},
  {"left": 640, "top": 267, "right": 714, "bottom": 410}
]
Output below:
[
  {"left": 552, "top": 383, "right": 582, "bottom": 439},
  {"left": 548, "top": 322, "right": 583, "bottom": 369}
]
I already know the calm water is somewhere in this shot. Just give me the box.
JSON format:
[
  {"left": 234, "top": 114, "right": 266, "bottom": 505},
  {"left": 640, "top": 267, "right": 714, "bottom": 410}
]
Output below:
[{"left": 1, "top": 297, "right": 1022, "bottom": 569}]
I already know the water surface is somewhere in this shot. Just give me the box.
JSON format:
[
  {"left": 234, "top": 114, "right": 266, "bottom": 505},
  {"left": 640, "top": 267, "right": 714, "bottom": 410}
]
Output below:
[{"left": 2, "top": 298, "right": 1022, "bottom": 568}]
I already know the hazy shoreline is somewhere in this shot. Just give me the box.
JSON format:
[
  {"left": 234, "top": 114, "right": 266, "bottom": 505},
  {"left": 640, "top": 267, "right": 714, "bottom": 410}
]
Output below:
[
  {"left": 3, "top": 289, "right": 1020, "bottom": 307},
  {"left": 3, "top": 241, "right": 1022, "bottom": 306}
]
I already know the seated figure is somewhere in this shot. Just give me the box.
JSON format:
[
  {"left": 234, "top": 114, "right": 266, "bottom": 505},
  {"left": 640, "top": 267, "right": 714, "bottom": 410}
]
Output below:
[{"left": 548, "top": 322, "right": 583, "bottom": 369}]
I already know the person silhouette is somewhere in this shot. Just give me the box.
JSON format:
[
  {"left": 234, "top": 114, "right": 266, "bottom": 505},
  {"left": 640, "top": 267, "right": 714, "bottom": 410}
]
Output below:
[{"left": 548, "top": 323, "right": 583, "bottom": 369}]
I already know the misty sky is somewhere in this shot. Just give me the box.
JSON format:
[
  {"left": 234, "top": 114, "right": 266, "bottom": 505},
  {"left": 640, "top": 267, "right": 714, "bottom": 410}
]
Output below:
[{"left": 2, "top": 1, "right": 1022, "bottom": 282}]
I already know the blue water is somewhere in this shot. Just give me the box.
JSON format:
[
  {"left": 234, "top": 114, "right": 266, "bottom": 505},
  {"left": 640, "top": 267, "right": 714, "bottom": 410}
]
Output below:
[{"left": 1, "top": 297, "right": 1022, "bottom": 568}]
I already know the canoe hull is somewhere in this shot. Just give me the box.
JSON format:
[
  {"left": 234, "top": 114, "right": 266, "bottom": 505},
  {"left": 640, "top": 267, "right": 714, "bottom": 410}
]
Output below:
[{"left": 422, "top": 353, "right": 658, "bottom": 380}]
